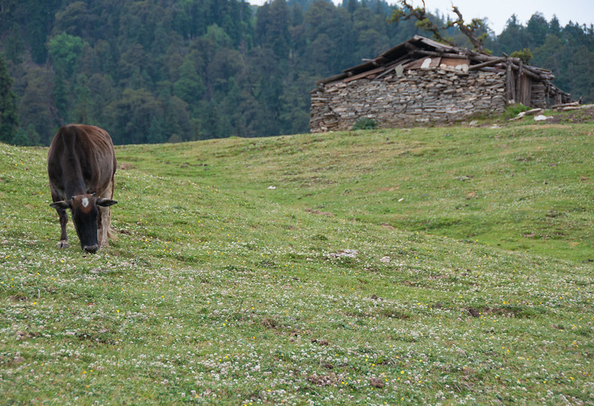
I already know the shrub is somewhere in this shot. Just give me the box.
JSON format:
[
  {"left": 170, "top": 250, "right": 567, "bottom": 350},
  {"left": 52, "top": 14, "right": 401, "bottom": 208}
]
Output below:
[
  {"left": 502, "top": 103, "right": 530, "bottom": 120},
  {"left": 510, "top": 48, "right": 533, "bottom": 64},
  {"left": 352, "top": 117, "right": 378, "bottom": 130}
]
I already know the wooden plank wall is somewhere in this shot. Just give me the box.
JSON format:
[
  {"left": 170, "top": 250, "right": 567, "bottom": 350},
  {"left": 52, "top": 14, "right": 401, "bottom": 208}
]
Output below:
[
  {"left": 521, "top": 76, "right": 532, "bottom": 106},
  {"left": 506, "top": 63, "right": 534, "bottom": 107}
]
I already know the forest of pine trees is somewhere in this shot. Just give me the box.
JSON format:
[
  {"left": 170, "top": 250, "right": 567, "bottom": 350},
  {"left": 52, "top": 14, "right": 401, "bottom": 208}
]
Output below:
[{"left": 0, "top": 0, "right": 593, "bottom": 145}]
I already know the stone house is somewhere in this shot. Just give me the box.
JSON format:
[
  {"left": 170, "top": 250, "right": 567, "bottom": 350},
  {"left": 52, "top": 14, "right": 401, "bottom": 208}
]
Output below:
[{"left": 310, "top": 35, "right": 572, "bottom": 132}]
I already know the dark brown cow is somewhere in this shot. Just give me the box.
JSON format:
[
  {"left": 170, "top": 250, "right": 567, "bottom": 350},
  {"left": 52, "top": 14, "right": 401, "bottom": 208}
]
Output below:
[{"left": 48, "top": 125, "right": 117, "bottom": 253}]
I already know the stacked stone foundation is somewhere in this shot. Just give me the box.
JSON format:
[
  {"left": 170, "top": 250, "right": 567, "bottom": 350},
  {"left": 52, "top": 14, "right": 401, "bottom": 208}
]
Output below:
[{"left": 310, "top": 68, "right": 507, "bottom": 132}]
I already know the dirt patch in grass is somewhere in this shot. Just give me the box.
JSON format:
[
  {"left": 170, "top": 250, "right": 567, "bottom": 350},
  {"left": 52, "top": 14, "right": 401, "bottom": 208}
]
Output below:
[
  {"left": 520, "top": 124, "right": 568, "bottom": 130},
  {"left": 466, "top": 305, "right": 545, "bottom": 319},
  {"left": 546, "top": 107, "right": 594, "bottom": 124}
]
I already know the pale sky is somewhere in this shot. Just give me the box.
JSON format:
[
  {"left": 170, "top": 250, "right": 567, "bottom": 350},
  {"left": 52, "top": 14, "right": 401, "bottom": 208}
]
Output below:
[
  {"left": 248, "top": 0, "right": 593, "bottom": 35},
  {"left": 416, "top": 0, "right": 593, "bottom": 35}
]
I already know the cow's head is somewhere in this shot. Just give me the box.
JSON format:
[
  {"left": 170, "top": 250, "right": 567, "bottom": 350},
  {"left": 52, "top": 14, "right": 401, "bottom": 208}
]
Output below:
[{"left": 50, "top": 194, "right": 117, "bottom": 253}]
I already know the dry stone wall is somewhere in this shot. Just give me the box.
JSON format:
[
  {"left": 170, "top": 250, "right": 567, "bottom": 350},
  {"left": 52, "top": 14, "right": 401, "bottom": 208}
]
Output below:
[{"left": 310, "top": 68, "right": 507, "bottom": 132}]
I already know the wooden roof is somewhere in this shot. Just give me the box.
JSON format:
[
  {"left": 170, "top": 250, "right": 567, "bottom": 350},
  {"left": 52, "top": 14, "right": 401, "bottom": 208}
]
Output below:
[{"left": 317, "top": 35, "right": 556, "bottom": 86}]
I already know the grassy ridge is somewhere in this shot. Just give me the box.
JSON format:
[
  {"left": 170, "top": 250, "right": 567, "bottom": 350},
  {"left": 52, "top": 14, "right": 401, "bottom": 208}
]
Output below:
[{"left": 0, "top": 123, "right": 593, "bottom": 404}]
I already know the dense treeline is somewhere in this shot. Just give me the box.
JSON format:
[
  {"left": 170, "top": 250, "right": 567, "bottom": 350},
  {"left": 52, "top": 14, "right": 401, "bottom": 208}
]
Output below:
[{"left": 0, "top": 0, "right": 593, "bottom": 145}]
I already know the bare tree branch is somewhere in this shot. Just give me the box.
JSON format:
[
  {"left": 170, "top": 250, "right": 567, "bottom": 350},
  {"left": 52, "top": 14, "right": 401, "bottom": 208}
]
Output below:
[
  {"left": 389, "top": 0, "right": 455, "bottom": 46},
  {"left": 390, "top": 2, "right": 488, "bottom": 52},
  {"left": 447, "top": 6, "right": 487, "bottom": 52}
]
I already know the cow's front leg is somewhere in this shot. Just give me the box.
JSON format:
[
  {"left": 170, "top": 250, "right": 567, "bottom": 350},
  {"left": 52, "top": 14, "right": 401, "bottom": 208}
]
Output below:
[
  {"left": 97, "top": 206, "right": 109, "bottom": 248},
  {"left": 56, "top": 208, "right": 69, "bottom": 249}
]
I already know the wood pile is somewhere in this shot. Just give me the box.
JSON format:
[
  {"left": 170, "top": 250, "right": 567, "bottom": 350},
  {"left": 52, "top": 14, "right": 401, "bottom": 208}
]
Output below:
[{"left": 551, "top": 101, "right": 583, "bottom": 111}]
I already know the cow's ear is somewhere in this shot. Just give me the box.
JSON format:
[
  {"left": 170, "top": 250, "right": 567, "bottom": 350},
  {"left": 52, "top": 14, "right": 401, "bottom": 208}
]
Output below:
[
  {"left": 97, "top": 198, "right": 117, "bottom": 207},
  {"left": 50, "top": 200, "right": 70, "bottom": 209}
]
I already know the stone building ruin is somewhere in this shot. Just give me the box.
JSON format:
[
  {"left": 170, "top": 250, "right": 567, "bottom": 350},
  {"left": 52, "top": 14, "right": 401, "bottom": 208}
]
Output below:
[{"left": 310, "top": 35, "right": 572, "bottom": 132}]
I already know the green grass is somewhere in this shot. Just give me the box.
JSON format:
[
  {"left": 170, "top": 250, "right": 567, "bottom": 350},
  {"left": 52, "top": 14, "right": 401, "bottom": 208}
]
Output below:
[
  {"left": 118, "top": 123, "right": 594, "bottom": 263},
  {"left": 1, "top": 122, "right": 593, "bottom": 404}
]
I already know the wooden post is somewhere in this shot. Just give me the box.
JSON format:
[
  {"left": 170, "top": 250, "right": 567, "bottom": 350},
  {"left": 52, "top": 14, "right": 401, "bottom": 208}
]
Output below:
[
  {"left": 506, "top": 61, "right": 515, "bottom": 104},
  {"left": 516, "top": 61, "right": 523, "bottom": 104},
  {"left": 522, "top": 77, "right": 532, "bottom": 106}
]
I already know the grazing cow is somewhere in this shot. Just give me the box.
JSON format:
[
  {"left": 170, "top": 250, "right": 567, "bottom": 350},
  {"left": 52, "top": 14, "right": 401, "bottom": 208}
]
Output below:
[{"left": 47, "top": 125, "right": 118, "bottom": 253}]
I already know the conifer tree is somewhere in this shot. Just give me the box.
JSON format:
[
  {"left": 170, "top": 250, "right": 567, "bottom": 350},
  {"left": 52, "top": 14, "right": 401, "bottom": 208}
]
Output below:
[{"left": 0, "top": 53, "right": 19, "bottom": 144}]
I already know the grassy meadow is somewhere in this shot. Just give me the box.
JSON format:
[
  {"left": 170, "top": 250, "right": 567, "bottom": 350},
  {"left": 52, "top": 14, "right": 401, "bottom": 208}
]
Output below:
[{"left": 1, "top": 118, "right": 593, "bottom": 404}]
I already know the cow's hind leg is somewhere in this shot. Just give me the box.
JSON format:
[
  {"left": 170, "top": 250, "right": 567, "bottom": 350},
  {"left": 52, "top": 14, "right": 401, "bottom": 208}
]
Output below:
[{"left": 107, "top": 175, "right": 117, "bottom": 240}]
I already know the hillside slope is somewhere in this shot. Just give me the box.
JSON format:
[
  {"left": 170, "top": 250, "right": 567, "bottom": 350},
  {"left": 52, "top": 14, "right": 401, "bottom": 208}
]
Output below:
[
  {"left": 0, "top": 123, "right": 593, "bottom": 404},
  {"left": 118, "top": 122, "right": 594, "bottom": 263}
]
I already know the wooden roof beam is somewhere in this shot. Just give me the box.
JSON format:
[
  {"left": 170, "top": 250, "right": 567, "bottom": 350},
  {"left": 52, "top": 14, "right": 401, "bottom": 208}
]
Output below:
[
  {"left": 467, "top": 57, "right": 505, "bottom": 70},
  {"left": 414, "top": 49, "right": 469, "bottom": 59}
]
